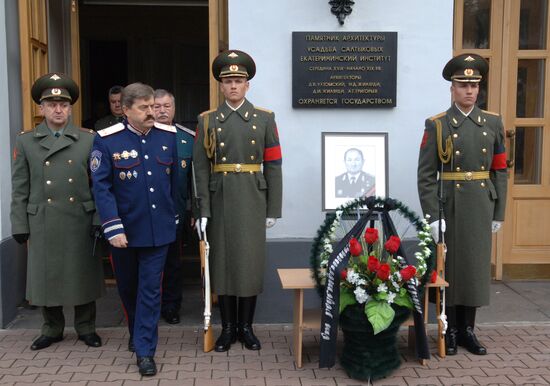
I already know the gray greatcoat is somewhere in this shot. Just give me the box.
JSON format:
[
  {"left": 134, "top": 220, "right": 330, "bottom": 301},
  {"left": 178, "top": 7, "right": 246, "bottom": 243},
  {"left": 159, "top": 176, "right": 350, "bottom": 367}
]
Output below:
[
  {"left": 193, "top": 100, "right": 283, "bottom": 297},
  {"left": 10, "top": 121, "right": 105, "bottom": 307},
  {"left": 417, "top": 104, "right": 507, "bottom": 307}
]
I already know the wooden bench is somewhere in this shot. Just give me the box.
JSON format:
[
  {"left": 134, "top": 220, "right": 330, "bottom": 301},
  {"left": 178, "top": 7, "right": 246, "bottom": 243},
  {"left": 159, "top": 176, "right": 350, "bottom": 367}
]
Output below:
[{"left": 277, "top": 268, "right": 448, "bottom": 368}]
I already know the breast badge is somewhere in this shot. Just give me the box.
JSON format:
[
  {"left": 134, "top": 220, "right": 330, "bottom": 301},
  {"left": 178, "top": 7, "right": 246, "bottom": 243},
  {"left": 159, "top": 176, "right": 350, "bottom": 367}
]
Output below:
[
  {"left": 181, "top": 160, "right": 187, "bottom": 169},
  {"left": 121, "top": 150, "right": 130, "bottom": 159},
  {"left": 130, "top": 150, "right": 138, "bottom": 158},
  {"left": 119, "top": 171, "right": 126, "bottom": 180},
  {"left": 113, "top": 152, "right": 121, "bottom": 160},
  {"left": 166, "top": 167, "right": 171, "bottom": 175}
]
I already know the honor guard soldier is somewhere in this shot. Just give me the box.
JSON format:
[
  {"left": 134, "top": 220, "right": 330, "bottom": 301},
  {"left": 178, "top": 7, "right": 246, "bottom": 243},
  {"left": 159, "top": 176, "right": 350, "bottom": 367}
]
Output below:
[
  {"left": 335, "top": 147, "right": 376, "bottom": 198},
  {"left": 417, "top": 53, "right": 507, "bottom": 356},
  {"left": 10, "top": 73, "right": 105, "bottom": 351},
  {"left": 193, "top": 50, "right": 283, "bottom": 352},
  {"left": 91, "top": 83, "right": 178, "bottom": 376},
  {"left": 153, "top": 89, "right": 195, "bottom": 324}
]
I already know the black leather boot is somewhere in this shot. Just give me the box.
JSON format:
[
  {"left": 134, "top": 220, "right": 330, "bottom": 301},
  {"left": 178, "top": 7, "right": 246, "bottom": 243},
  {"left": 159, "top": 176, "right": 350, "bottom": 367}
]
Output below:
[
  {"left": 215, "top": 295, "right": 237, "bottom": 352},
  {"left": 458, "top": 306, "right": 487, "bottom": 355},
  {"left": 238, "top": 296, "right": 261, "bottom": 350},
  {"left": 445, "top": 306, "right": 458, "bottom": 355}
]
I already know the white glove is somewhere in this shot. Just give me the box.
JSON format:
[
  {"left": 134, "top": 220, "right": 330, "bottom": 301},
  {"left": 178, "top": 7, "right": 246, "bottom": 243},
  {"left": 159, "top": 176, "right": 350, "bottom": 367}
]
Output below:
[
  {"left": 492, "top": 221, "right": 503, "bottom": 233},
  {"left": 196, "top": 217, "right": 208, "bottom": 234},
  {"left": 266, "top": 218, "right": 277, "bottom": 228},
  {"left": 429, "top": 219, "right": 446, "bottom": 241}
]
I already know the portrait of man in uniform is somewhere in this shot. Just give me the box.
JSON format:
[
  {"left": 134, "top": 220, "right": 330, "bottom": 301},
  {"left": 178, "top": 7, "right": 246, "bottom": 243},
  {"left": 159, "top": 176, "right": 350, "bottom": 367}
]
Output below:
[{"left": 334, "top": 147, "right": 376, "bottom": 198}]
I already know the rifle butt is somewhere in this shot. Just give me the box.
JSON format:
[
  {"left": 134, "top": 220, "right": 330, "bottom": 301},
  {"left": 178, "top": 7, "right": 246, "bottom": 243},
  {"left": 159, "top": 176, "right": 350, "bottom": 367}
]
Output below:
[
  {"left": 204, "top": 326, "right": 216, "bottom": 352},
  {"left": 438, "top": 319, "right": 446, "bottom": 358}
]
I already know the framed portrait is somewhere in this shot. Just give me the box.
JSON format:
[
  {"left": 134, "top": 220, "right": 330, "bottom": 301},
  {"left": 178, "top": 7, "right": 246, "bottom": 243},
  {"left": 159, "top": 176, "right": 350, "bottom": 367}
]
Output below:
[{"left": 322, "top": 132, "right": 388, "bottom": 211}]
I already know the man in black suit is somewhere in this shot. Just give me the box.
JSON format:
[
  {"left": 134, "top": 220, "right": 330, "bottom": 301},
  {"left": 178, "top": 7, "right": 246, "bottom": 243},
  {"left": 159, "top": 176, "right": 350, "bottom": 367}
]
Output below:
[{"left": 335, "top": 148, "right": 375, "bottom": 198}]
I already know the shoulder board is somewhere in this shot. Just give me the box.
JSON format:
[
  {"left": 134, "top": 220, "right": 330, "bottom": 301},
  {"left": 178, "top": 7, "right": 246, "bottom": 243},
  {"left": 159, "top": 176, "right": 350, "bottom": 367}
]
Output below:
[
  {"left": 254, "top": 106, "right": 273, "bottom": 114},
  {"left": 482, "top": 109, "right": 500, "bottom": 117},
  {"left": 154, "top": 122, "right": 177, "bottom": 133},
  {"left": 19, "top": 130, "right": 32, "bottom": 135},
  {"left": 97, "top": 122, "right": 125, "bottom": 137},
  {"left": 429, "top": 111, "right": 446, "bottom": 121},
  {"left": 175, "top": 123, "right": 196, "bottom": 137},
  {"left": 79, "top": 128, "right": 95, "bottom": 135},
  {"left": 199, "top": 108, "right": 216, "bottom": 117}
]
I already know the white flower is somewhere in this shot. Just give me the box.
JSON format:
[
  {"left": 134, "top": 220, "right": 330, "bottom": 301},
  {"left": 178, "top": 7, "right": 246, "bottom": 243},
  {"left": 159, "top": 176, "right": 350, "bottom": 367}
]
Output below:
[
  {"left": 387, "top": 292, "right": 396, "bottom": 304},
  {"left": 347, "top": 269, "right": 360, "bottom": 285},
  {"left": 354, "top": 287, "right": 369, "bottom": 304},
  {"left": 325, "top": 244, "right": 333, "bottom": 253},
  {"left": 357, "top": 278, "right": 366, "bottom": 286},
  {"left": 377, "top": 283, "right": 388, "bottom": 293}
]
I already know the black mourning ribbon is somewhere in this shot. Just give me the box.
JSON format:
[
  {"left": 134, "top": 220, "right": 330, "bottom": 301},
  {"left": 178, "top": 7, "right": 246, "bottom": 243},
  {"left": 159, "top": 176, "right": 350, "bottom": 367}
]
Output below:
[{"left": 318, "top": 198, "right": 430, "bottom": 369}]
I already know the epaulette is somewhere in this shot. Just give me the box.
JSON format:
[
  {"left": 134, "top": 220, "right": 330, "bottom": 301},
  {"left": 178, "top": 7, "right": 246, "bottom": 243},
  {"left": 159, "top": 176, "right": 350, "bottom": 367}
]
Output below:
[
  {"left": 254, "top": 106, "right": 273, "bottom": 114},
  {"left": 79, "top": 128, "right": 95, "bottom": 134},
  {"left": 429, "top": 111, "right": 446, "bottom": 121},
  {"left": 175, "top": 123, "right": 196, "bottom": 137},
  {"left": 154, "top": 122, "right": 177, "bottom": 133},
  {"left": 19, "top": 130, "right": 32, "bottom": 135},
  {"left": 97, "top": 122, "right": 125, "bottom": 137},
  {"left": 482, "top": 109, "right": 500, "bottom": 116},
  {"left": 199, "top": 108, "right": 216, "bottom": 117}
]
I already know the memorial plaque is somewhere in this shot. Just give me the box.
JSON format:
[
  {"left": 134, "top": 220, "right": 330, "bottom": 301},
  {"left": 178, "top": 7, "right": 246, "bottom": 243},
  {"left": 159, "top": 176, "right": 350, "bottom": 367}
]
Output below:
[{"left": 292, "top": 32, "right": 397, "bottom": 108}]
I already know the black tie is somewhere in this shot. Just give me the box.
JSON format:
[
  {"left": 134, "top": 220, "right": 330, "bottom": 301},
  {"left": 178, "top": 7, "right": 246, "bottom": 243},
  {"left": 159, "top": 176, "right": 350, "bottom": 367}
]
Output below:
[{"left": 54, "top": 132, "right": 60, "bottom": 138}]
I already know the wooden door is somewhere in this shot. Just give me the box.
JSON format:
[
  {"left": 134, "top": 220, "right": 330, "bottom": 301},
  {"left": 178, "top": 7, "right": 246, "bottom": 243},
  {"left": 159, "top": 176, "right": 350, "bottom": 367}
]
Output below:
[
  {"left": 208, "top": 0, "right": 228, "bottom": 108},
  {"left": 454, "top": 0, "right": 550, "bottom": 279},
  {"left": 69, "top": 0, "right": 82, "bottom": 127}
]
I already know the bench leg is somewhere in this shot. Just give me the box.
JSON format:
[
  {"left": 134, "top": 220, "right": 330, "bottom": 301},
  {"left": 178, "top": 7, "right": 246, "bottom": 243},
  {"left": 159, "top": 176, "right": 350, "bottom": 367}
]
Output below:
[{"left": 293, "top": 289, "right": 304, "bottom": 368}]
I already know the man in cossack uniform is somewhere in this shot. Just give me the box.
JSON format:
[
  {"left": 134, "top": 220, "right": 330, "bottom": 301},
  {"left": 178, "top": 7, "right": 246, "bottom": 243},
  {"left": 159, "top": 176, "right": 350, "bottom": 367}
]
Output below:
[
  {"left": 193, "top": 50, "right": 283, "bottom": 352},
  {"left": 153, "top": 89, "right": 195, "bottom": 324},
  {"left": 10, "top": 73, "right": 104, "bottom": 351},
  {"left": 417, "top": 53, "right": 507, "bottom": 356},
  {"left": 91, "top": 83, "right": 178, "bottom": 376}
]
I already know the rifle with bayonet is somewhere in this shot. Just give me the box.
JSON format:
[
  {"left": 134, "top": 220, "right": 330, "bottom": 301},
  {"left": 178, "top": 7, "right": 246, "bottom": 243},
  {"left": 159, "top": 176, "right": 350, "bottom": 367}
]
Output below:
[
  {"left": 192, "top": 162, "right": 215, "bottom": 352},
  {"left": 436, "top": 159, "right": 447, "bottom": 358}
]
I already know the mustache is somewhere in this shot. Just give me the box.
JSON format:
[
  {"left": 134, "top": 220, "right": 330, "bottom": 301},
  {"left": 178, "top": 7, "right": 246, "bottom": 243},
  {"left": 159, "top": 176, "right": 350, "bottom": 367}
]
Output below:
[{"left": 145, "top": 115, "right": 155, "bottom": 120}]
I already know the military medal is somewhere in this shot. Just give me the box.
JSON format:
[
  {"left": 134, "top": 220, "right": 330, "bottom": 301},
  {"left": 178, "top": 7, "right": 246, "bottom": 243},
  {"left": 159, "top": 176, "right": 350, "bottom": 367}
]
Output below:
[
  {"left": 133, "top": 171, "right": 138, "bottom": 178},
  {"left": 130, "top": 150, "right": 138, "bottom": 158},
  {"left": 181, "top": 160, "right": 187, "bottom": 168},
  {"left": 119, "top": 171, "right": 126, "bottom": 180},
  {"left": 162, "top": 146, "right": 168, "bottom": 151},
  {"left": 166, "top": 167, "right": 171, "bottom": 175},
  {"left": 113, "top": 152, "right": 121, "bottom": 160},
  {"left": 127, "top": 171, "right": 132, "bottom": 179},
  {"left": 121, "top": 150, "right": 130, "bottom": 159}
]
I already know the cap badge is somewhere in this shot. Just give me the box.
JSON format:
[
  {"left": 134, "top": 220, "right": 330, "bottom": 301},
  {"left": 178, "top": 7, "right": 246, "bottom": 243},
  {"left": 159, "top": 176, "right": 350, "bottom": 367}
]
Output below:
[
  {"left": 50, "top": 74, "right": 61, "bottom": 80},
  {"left": 228, "top": 52, "right": 239, "bottom": 58},
  {"left": 464, "top": 68, "right": 474, "bottom": 76},
  {"left": 230, "top": 65, "right": 239, "bottom": 72},
  {"left": 51, "top": 88, "right": 62, "bottom": 95},
  {"left": 464, "top": 55, "right": 475, "bottom": 62}
]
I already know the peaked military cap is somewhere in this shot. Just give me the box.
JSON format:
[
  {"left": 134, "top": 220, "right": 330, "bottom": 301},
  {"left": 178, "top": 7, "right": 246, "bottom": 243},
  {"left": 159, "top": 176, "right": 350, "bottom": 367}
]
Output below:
[
  {"left": 31, "top": 72, "right": 79, "bottom": 104},
  {"left": 442, "top": 53, "right": 489, "bottom": 83},
  {"left": 212, "top": 50, "right": 256, "bottom": 82}
]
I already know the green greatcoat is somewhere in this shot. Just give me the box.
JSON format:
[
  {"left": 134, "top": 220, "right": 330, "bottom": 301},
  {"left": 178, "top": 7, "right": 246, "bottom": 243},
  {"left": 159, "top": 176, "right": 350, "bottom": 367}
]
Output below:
[
  {"left": 193, "top": 99, "right": 283, "bottom": 297},
  {"left": 417, "top": 104, "right": 507, "bottom": 307},
  {"left": 10, "top": 121, "right": 105, "bottom": 307}
]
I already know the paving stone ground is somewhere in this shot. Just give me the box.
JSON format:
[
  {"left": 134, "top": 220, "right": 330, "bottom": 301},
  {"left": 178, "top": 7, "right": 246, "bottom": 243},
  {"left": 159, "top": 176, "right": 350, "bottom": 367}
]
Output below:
[{"left": 1, "top": 323, "right": 550, "bottom": 385}]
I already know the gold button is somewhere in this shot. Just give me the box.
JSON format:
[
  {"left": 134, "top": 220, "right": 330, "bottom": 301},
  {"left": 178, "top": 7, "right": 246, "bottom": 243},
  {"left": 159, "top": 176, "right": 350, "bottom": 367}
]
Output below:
[
  {"left": 253, "top": 114, "right": 257, "bottom": 117},
  {"left": 46, "top": 180, "right": 52, "bottom": 185},
  {"left": 45, "top": 161, "right": 50, "bottom": 166},
  {"left": 69, "top": 197, "right": 75, "bottom": 202},
  {"left": 221, "top": 157, "right": 227, "bottom": 162},
  {"left": 251, "top": 140, "right": 256, "bottom": 145},
  {"left": 250, "top": 155, "right": 255, "bottom": 160},
  {"left": 68, "top": 178, "right": 73, "bottom": 183},
  {"left": 455, "top": 150, "right": 460, "bottom": 155},
  {"left": 453, "top": 133, "right": 458, "bottom": 138},
  {"left": 223, "top": 171, "right": 228, "bottom": 176},
  {"left": 47, "top": 198, "right": 52, "bottom": 203},
  {"left": 481, "top": 182, "right": 486, "bottom": 187},
  {"left": 252, "top": 125, "right": 257, "bottom": 130},
  {"left": 456, "top": 183, "right": 461, "bottom": 188},
  {"left": 482, "top": 148, "right": 487, "bottom": 153},
  {"left": 249, "top": 171, "right": 254, "bottom": 174},
  {"left": 481, "top": 166, "right": 485, "bottom": 171},
  {"left": 456, "top": 167, "right": 461, "bottom": 172},
  {"left": 483, "top": 131, "right": 487, "bottom": 136},
  {"left": 217, "top": 128, "right": 222, "bottom": 132},
  {"left": 68, "top": 160, "right": 73, "bottom": 164},
  {"left": 220, "top": 142, "right": 225, "bottom": 147}
]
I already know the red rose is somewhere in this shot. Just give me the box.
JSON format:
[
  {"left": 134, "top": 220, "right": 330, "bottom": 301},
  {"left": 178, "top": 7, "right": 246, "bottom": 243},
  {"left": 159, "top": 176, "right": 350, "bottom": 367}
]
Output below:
[
  {"left": 377, "top": 263, "right": 391, "bottom": 281},
  {"left": 367, "top": 255, "right": 380, "bottom": 272},
  {"left": 341, "top": 269, "right": 348, "bottom": 281},
  {"left": 349, "top": 237, "right": 363, "bottom": 256},
  {"left": 400, "top": 265, "right": 417, "bottom": 281},
  {"left": 384, "top": 235, "right": 401, "bottom": 254},
  {"left": 364, "top": 228, "right": 379, "bottom": 245},
  {"left": 430, "top": 270, "right": 438, "bottom": 283}
]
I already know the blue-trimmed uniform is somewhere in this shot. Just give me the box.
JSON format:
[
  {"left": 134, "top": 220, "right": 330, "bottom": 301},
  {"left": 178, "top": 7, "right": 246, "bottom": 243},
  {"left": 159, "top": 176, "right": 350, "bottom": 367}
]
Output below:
[
  {"left": 161, "top": 123, "right": 195, "bottom": 314},
  {"left": 90, "top": 120, "right": 178, "bottom": 357}
]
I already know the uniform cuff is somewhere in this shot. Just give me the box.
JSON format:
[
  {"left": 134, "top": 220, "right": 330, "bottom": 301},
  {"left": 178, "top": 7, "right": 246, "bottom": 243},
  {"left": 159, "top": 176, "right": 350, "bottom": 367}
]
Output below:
[{"left": 102, "top": 218, "right": 124, "bottom": 240}]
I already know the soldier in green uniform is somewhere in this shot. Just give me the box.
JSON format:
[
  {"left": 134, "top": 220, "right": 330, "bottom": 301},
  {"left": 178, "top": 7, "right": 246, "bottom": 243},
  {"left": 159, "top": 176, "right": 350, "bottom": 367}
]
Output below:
[
  {"left": 94, "top": 85, "right": 124, "bottom": 131},
  {"left": 10, "top": 73, "right": 105, "bottom": 350},
  {"left": 193, "top": 50, "right": 283, "bottom": 352},
  {"left": 417, "top": 54, "right": 507, "bottom": 355}
]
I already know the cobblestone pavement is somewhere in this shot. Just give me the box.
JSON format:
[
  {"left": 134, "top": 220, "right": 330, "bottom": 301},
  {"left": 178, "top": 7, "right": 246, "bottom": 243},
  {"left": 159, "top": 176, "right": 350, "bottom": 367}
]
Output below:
[{"left": 1, "top": 323, "right": 549, "bottom": 385}]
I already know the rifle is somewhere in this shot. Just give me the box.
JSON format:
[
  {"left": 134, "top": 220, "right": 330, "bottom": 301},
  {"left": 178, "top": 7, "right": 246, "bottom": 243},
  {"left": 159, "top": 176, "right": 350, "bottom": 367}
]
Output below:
[
  {"left": 192, "top": 162, "right": 215, "bottom": 352},
  {"left": 436, "top": 160, "right": 447, "bottom": 358}
]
